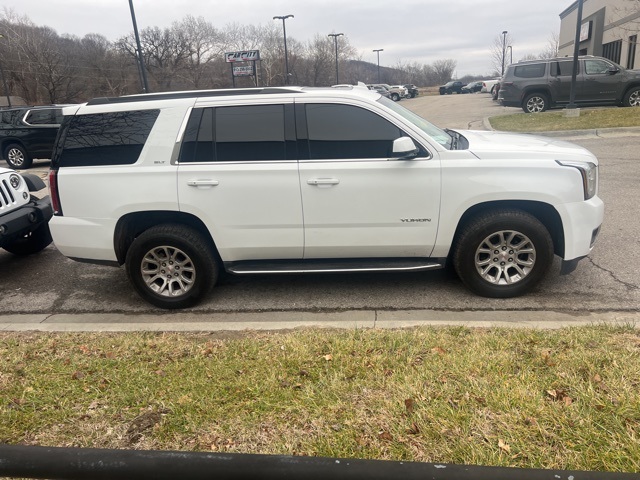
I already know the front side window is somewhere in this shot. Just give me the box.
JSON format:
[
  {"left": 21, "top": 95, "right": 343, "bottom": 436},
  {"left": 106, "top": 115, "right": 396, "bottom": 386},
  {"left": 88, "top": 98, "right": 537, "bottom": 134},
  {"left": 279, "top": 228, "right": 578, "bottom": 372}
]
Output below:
[
  {"left": 57, "top": 109, "right": 159, "bottom": 167},
  {"left": 513, "top": 63, "right": 546, "bottom": 78},
  {"left": 584, "top": 59, "right": 613, "bottom": 75},
  {"left": 305, "top": 103, "right": 403, "bottom": 160}
]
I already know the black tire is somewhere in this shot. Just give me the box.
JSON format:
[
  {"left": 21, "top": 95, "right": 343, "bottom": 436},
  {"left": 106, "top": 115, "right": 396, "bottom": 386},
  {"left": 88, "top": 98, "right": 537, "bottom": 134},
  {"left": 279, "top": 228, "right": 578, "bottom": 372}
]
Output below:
[
  {"left": 522, "top": 93, "right": 548, "bottom": 113},
  {"left": 2, "top": 222, "right": 52, "bottom": 255},
  {"left": 391, "top": 93, "right": 400, "bottom": 101},
  {"left": 622, "top": 86, "right": 640, "bottom": 107},
  {"left": 125, "top": 224, "right": 218, "bottom": 309},
  {"left": 452, "top": 210, "right": 554, "bottom": 298},
  {"left": 4, "top": 143, "right": 32, "bottom": 170}
]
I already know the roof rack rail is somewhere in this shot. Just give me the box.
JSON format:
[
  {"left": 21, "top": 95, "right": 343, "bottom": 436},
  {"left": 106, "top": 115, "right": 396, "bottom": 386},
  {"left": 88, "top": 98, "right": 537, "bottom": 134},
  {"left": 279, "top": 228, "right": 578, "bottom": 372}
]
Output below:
[{"left": 86, "top": 88, "right": 303, "bottom": 106}]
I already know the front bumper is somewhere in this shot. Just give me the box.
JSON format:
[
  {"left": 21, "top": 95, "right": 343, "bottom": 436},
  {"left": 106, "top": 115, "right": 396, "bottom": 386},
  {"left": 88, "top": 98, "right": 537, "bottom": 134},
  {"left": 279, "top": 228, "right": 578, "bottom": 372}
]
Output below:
[
  {"left": 557, "top": 195, "right": 604, "bottom": 266},
  {"left": 0, "top": 196, "right": 53, "bottom": 247}
]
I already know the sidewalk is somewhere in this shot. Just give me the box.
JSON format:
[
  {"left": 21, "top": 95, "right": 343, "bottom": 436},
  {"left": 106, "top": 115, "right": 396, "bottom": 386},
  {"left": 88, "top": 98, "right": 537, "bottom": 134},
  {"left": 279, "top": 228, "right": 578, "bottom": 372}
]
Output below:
[{"left": 1, "top": 310, "right": 638, "bottom": 332}]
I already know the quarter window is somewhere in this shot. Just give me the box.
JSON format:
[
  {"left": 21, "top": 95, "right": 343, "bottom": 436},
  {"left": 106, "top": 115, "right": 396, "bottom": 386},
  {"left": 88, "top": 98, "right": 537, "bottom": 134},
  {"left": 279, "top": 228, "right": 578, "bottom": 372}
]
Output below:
[
  {"left": 57, "top": 109, "right": 159, "bottom": 167},
  {"left": 513, "top": 63, "right": 546, "bottom": 78},
  {"left": 304, "top": 104, "right": 403, "bottom": 160},
  {"left": 25, "top": 108, "right": 61, "bottom": 125}
]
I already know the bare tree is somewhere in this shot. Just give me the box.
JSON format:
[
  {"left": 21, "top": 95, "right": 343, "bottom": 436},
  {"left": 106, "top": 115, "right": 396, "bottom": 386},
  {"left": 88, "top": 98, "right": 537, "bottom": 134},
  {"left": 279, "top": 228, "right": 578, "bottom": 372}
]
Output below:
[
  {"left": 490, "top": 32, "right": 514, "bottom": 76},
  {"left": 540, "top": 32, "right": 560, "bottom": 59},
  {"left": 431, "top": 59, "right": 457, "bottom": 85}
]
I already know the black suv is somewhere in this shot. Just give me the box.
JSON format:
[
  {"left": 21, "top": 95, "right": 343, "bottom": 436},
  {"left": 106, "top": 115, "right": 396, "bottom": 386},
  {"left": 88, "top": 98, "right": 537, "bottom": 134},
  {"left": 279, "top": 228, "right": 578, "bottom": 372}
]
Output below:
[
  {"left": 0, "top": 106, "right": 67, "bottom": 169},
  {"left": 439, "top": 81, "right": 464, "bottom": 95},
  {"left": 498, "top": 56, "right": 640, "bottom": 113}
]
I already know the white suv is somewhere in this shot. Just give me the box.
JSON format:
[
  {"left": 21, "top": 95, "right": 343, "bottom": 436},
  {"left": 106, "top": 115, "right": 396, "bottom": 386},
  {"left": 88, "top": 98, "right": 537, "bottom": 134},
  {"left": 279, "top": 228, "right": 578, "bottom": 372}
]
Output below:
[{"left": 48, "top": 87, "right": 604, "bottom": 309}]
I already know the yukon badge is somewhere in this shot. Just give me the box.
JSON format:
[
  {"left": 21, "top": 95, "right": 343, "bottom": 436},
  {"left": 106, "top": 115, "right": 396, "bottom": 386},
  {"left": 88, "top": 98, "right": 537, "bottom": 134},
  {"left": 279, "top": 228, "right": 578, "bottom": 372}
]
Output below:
[{"left": 401, "top": 218, "right": 431, "bottom": 223}]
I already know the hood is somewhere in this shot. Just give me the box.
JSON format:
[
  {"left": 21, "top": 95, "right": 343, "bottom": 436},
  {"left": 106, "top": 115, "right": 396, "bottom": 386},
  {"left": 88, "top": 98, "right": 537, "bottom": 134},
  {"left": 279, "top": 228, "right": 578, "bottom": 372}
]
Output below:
[{"left": 458, "top": 130, "right": 598, "bottom": 163}]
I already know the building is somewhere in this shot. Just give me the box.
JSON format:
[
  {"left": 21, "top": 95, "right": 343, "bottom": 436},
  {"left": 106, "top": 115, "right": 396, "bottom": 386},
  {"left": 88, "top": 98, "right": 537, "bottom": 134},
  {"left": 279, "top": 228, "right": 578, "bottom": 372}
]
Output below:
[{"left": 559, "top": 0, "right": 640, "bottom": 69}]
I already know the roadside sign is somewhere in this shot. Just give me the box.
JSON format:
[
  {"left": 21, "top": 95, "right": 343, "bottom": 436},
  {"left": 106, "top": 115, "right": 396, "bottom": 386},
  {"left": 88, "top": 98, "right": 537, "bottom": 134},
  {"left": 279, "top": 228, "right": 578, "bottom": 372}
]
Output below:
[
  {"left": 233, "top": 66, "right": 254, "bottom": 77},
  {"left": 225, "top": 50, "right": 260, "bottom": 63}
]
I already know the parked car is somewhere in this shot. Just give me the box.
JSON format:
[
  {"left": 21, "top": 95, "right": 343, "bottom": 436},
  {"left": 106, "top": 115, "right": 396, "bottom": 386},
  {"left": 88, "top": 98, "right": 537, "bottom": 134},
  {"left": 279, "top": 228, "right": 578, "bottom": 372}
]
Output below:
[
  {"left": 498, "top": 55, "right": 640, "bottom": 113},
  {"left": 0, "top": 167, "right": 52, "bottom": 255},
  {"left": 404, "top": 84, "right": 419, "bottom": 98},
  {"left": 480, "top": 79, "right": 501, "bottom": 95},
  {"left": 49, "top": 86, "right": 603, "bottom": 309},
  {"left": 461, "top": 81, "right": 483, "bottom": 94},
  {"left": 390, "top": 85, "right": 410, "bottom": 99},
  {"left": 439, "top": 81, "right": 464, "bottom": 95},
  {"left": 0, "top": 105, "right": 69, "bottom": 169},
  {"left": 367, "top": 85, "right": 391, "bottom": 98},
  {"left": 369, "top": 84, "right": 405, "bottom": 101}
]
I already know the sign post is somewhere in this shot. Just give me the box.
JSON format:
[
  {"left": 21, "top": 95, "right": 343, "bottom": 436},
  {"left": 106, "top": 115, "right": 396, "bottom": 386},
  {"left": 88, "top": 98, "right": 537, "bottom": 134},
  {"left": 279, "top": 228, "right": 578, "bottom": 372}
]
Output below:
[{"left": 225, "top": 50, "right": 261, "bottom": 87}]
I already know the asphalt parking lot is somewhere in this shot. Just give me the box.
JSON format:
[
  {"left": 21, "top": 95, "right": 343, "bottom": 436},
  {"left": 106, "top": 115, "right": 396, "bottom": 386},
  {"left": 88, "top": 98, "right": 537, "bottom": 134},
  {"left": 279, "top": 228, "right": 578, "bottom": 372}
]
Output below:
[{"left": 1, "top": 93, "right": 639, "bottom": 331}]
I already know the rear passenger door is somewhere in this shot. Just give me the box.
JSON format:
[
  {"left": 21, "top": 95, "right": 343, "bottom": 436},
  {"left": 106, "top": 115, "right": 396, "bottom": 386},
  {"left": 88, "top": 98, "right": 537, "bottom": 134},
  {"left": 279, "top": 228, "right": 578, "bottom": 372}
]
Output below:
[
  {"left": 549, "top": 60, "right": 581, "bottom": 105},
  {"left": 177, "top": 103, "right": 304, "bottom": 262}
]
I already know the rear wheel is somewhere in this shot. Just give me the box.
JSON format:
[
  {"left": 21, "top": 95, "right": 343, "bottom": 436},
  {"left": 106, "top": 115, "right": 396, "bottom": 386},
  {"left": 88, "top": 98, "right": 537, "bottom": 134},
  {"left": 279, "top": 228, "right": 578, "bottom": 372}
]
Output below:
[
  {"left": 125, "top": 224, "right": 218, "bottom": 309},
  {"left": 453, "top": 210, "right": 554, "bottom": 298},
  {"left": 391, "top": 93, "right": 400, "bottom": 101},
  {"left": 522, "top": 93, "right": 548, "bottom": 113},
  {"left": 4, "top": 143, "right": 32, "bottom": 170}
]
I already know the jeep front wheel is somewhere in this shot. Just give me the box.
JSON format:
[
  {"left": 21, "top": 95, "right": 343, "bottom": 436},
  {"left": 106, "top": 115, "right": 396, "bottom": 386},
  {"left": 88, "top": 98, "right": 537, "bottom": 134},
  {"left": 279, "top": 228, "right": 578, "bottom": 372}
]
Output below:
[
  {"left": 453, "top": 210, "right": 554, "bottom": 298},
  {"left": 4, "top": 143, "right": 32, "bottom": 170},
  {"left": 2, "top": 222, "right": 52, "bottom": 255},
  {"left": 125, "top": 224, "right": 218, "bottom": 309},
  {"left": 622, "top": 86, "right": 640, "bottom": 107}
]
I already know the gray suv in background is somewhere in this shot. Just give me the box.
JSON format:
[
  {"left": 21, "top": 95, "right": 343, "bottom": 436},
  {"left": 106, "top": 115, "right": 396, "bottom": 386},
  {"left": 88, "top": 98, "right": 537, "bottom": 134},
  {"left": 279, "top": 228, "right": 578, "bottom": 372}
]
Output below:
[{"left": 498, "top": 56, "right": 640, "bottom": 113}]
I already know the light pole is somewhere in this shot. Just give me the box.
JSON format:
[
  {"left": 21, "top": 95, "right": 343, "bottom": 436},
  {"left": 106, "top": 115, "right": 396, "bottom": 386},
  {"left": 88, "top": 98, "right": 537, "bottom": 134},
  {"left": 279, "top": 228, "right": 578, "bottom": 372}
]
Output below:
[
  {"left": 501, "top": 30, "right": 508, "bottom": 76},
  {"left": 506, "top": 45, "right": 513, "bottom": 65},
  {"left": 0, "top": 33, "right": 10, "bottom": 108},
  {"left": 128, "top": 0, "right": 150, "bottom": 93},
  {"left": 328, "top": 33, "right": 344, "bottom": 85},
  {"left": 373, "top": 48, "right": 383, "bottom": 83},
  {"left": 273, "top": 15, "right": 294, "bottom": 85},
  {"left": 568, "top": 0, "right": 585, "bottom": 110}
]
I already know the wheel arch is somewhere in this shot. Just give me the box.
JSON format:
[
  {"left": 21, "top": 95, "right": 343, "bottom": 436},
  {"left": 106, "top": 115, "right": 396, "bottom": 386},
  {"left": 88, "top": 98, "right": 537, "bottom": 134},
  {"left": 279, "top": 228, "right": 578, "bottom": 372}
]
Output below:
[
  {"left": 521, "top": 87, "right": 552, "bottom": 103},
  {"left": 621, "top": 82, "right": 640, "bottom": 105},
  {"left": 451, "top": 200, "right": 565, "bottom": 258},
  {"left": 1, "top": 138, "right": 25, "bottom": 158},
  {"left": 114, "top": 210, "right": 222, "bottom": 266}
]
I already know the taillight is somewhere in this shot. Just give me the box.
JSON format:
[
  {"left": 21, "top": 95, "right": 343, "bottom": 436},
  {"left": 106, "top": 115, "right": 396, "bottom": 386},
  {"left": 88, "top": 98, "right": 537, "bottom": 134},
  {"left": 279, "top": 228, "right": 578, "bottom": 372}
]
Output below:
[{"left": 48, "top": 169, "right": 63, "bottom": 216}]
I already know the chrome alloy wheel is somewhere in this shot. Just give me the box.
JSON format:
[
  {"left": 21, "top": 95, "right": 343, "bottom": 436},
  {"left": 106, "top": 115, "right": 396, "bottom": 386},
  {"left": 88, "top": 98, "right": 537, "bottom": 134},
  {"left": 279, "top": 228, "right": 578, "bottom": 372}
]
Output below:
[
  {"left": 629, "top": 89, "right": 640, "bottom": 107},
  {"left": 140, "top": 245, "right": 196, "bottom": 297},
  {"left": 474, "top": 230, "right": 536, "bottom": 285},
  {"left": 525, "top": 96, "right": 545, "bottom": 113},
  {"left": 7, "top": 147, "right": 25, "bottom": 167}
]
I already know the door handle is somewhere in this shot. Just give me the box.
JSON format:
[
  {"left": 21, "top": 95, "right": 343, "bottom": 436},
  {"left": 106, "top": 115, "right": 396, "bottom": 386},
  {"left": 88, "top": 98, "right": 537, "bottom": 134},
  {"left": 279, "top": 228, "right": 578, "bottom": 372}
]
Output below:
[
  {"left": 307, "top": 178, "right": 340, "bottom": 186},
  {"left": 187, "top": 179, "right": 219, "bottom": 187}
]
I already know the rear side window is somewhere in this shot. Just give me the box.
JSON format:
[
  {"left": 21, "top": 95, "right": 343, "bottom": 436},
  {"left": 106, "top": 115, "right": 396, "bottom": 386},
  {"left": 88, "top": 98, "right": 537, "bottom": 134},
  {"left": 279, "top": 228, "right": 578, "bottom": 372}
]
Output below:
[
  {"left": 179, "top": 105, "right": 288, "bottom": 163},
  {"left": 0, "top": 110, "right": 20, "bottom": 125},
  {"left": 513, "top": 63, "right": 546, "bottom": 78},
  {"left": 24, "top": 108, "right": 61, "bottom": 125},
  {"left": 56, "top": 109, "right": 159, "bottom": 167},
  {"left": 552, "top": 61, "right": 579, "bottom": 76}
]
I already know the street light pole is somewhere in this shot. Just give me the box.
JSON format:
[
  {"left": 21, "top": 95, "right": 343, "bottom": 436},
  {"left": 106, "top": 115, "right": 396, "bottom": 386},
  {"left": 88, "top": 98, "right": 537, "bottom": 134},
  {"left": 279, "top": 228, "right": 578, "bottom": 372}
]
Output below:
[
  {"left": 506, "top": 45, "right": 513, "bottom": 65},
  {"left": 0, "top": 33, "right": 11, "bottom": 108},
  {"left": 568, "top": 0, "right": 585, "bottom": 110},
  {"left": 501, "top": 30, "right": 508, "bottom": 76},
  {"left": 128, "top": 0, "right": 150, "bottom": 93},
  {"left": 373, "top": 48, "right": 383, "bottom": 83},
  {"left": 273, "top": 15, "right": 294, "bottom": 85},
  {"left": 328, "top": 33, "right": 344, "bottom": 85}
]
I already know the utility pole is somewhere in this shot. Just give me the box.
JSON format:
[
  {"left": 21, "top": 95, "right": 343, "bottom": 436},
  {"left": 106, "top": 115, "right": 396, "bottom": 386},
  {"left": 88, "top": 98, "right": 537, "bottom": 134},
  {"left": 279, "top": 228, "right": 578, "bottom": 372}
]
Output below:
[
  {"left": 373, "top": 48, "right": 383, "bottom": 83},
  {"left": 328, "top": 33, "right": 344, "bottom": 85},
  {"left": 501, "top": 30, "right": 508, "bottom": 76},
  {"left": 128, "top": 0, "right": 150, "bottom": 93},
  {"left": 273, "top": 15, "right": 294, "bottom": 85}
]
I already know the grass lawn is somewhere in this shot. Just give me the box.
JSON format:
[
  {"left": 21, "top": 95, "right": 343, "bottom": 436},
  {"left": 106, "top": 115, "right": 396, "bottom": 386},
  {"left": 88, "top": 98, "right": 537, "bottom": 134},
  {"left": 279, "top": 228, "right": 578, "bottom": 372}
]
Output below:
[
  {"left": 2, "top": 325, "right": 639, "bottom": 473},
  {"left": 489, "top": 107, "right": 640, "bottom": 132}
]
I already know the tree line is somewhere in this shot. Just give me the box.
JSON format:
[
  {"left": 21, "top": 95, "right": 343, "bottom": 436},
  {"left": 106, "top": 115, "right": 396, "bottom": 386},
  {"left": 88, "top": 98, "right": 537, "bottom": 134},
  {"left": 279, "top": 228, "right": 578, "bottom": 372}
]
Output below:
[{"left": 0, "top": 11, "right": 459, "bottom": 106}]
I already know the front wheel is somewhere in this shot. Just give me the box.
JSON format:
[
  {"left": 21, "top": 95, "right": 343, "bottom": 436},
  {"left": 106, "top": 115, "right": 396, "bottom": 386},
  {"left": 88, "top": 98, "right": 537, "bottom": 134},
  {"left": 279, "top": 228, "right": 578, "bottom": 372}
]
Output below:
[
  {"left": 622, "top": 86, "right": 640, "bottom": 107},
  {"left": 522, "top": 93, "right": 548, "bottom": 113},
  {"left": 2, "top": 222, "right": 52, "bottom": 255},
  {"left": 391, "top": 93, "right": 400, "bottom": 101},
  {"left": 125, "top": 224, "right": 218, "bottom": 309},
  {"left": 4, "top": 143, "right": 32, "bottom": 170},
  {"left": 452, "top": 210, "right": 554, "bottom": 298}
]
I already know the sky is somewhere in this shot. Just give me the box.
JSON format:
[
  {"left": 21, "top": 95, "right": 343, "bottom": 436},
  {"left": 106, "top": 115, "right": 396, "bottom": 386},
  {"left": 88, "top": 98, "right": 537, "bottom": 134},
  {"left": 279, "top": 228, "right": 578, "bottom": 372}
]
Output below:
[{"left": 1, "top": 0, "right": 573, "bottom": 77}]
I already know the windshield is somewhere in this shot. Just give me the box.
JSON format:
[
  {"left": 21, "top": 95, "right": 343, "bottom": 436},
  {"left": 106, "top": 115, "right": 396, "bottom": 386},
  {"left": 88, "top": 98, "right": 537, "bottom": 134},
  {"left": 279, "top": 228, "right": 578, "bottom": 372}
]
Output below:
[{"left": 377, "top": 96, "right": 452, "bottom": 149}]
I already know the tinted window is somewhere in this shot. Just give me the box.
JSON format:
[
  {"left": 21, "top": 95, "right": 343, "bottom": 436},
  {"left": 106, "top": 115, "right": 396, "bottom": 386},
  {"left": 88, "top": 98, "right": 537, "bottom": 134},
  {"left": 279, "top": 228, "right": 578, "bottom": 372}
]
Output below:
[
  {"left": 513, "top": 63, "right": 546, "bottom": 78},
  {"left": 553, "top": 61, "right": 579, "bottom": 76},
  {"left": 180, "top": 105, "right": 286, "bottom": 163},
  {"left": 58, "top": 109, "right": 159, "bottom": 167},
  {"left": 305, "top": 104, "right": 403, "bottom": 160},
  {"left": 0, "top": 110, "right": 20, "bottom": 125},
  {"left": 25, "top": 109, "right": 60, "bottom": 125}
]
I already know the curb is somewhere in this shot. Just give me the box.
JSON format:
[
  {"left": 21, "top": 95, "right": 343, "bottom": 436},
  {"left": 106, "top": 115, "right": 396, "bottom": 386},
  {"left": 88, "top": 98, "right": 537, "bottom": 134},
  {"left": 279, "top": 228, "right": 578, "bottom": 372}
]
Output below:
[
  {"left": 482, "top": 116, "right": 640, "bottom": 138},
  {"left": 0, "top": 310, "right": 638, "bottom": 332}
]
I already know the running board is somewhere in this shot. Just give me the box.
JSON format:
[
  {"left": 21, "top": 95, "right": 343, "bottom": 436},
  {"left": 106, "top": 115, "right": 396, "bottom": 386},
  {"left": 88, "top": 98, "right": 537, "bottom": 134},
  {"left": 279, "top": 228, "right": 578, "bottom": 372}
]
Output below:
[{"left": 225, "top": 258, "right": 446, "bottom": 275}]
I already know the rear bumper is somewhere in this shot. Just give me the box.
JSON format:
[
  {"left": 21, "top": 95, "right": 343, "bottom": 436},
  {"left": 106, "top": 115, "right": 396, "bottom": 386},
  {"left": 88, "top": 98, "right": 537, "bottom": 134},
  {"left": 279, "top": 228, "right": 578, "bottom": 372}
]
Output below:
[{"left": 0, "top": 196, "right": 53, "bottom": 247}]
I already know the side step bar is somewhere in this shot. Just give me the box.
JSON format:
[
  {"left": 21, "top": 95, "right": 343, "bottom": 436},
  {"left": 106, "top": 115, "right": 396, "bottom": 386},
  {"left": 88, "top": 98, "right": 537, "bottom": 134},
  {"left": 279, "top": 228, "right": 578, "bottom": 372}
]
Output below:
[{"left": 225, "top": 258, "right": 446, "bottom": 275}]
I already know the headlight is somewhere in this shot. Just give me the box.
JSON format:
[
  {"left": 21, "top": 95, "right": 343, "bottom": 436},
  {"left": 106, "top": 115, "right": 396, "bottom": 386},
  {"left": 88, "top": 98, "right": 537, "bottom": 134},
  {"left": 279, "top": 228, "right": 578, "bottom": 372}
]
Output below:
[
  {"left": 9, "top": 174, "right": 21, "bottom": 190},
  {"left": 556, "top": 161, "right": 597, "bottom": 200}
]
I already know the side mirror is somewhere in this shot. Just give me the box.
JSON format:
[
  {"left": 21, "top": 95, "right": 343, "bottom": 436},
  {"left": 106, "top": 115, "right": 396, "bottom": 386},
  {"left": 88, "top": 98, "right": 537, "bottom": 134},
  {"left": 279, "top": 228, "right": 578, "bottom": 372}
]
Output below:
[
  {"left": 608, "top": 66, "right": 620, "bottom": 75},
  {"left": 392, "top": 137, "right": 419, "bottom": 159}
]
